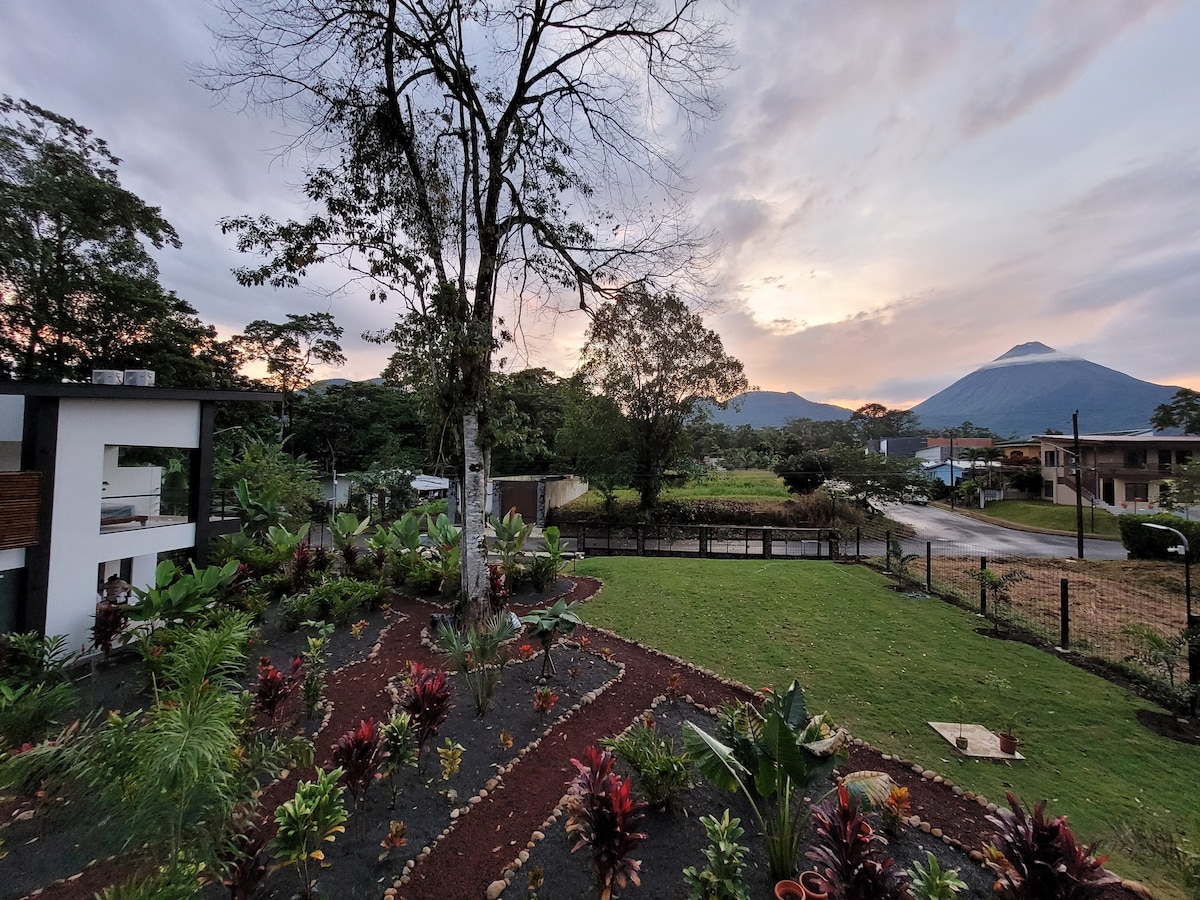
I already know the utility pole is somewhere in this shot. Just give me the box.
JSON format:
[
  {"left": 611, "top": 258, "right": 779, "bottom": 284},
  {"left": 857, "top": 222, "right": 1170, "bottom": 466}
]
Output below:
[
  {"left": 949, "top": 435, "right": 955, "bottom": 511},
  {"left": 1073, "top": 410, "right": 1084, "bottom": 559}
]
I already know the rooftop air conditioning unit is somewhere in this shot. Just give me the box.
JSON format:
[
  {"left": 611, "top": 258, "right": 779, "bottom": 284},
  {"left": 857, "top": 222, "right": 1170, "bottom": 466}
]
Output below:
[
  {"left": 92, "top": 370, "right": 124, "bottom": 385},
  {"left": 123, "top": 369, "right": 156, "bottom": 387}
]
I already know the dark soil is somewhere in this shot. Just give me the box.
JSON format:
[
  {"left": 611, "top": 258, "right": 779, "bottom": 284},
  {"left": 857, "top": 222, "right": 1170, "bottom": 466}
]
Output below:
[
  {"left": 3, "top": 577, "right": 1142, "bottom": 900},
  {"left": 1135, "top": 708, "right": 1200, "bottom": 745}
]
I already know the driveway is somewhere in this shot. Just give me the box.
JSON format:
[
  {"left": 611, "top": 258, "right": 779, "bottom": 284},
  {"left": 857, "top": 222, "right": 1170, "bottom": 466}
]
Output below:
[{"left": 878, "top": 502, "right": 1128, "bottom": 560}]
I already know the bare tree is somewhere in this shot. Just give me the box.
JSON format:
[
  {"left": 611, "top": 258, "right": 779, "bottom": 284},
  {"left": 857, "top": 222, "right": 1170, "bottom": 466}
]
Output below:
[{"left": 204, "top": 0, "right": 731, "bottom": 612}]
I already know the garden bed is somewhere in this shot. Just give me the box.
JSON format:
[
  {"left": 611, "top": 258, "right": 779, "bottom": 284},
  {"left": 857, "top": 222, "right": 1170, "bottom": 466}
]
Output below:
[{"left": 4, "top": 577, "right": 1140, "bottom": 900}]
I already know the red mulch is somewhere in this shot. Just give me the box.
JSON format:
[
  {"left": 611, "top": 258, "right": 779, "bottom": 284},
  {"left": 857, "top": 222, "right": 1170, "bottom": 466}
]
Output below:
[{"left": 15, "top": 577, "right": 1142, "bottom": 900}]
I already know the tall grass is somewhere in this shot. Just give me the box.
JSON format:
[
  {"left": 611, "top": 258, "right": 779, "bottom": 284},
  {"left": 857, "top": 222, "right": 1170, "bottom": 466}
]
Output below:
[{"left": 576, "top": 557, "right": 1200, "bottom": 899}]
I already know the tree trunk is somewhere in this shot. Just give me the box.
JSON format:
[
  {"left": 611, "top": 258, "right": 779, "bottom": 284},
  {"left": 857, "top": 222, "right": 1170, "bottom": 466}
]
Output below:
[{"left": 460, "top": 413, "right": 489, "bottom": 619}]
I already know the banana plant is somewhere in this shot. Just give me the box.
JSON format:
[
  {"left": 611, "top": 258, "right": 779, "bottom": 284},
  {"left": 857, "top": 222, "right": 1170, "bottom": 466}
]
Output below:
[
  {"left": 389, "top": 512, "right": 423, "bottom": 553},
  {"left": 425, "top": 513, "right": 461, "bottom": 551},
  {"left": 233, "top": 479, "right": 284, "bottom": 540},
  {"left": 490, "top": 507, "right": 533, "bottom": 585},
  {"left": 330, "top": 512, "right": 371, "bottom": 572},
  {"left": 682, "top": 680, "right": 891, "bottom": 881}
]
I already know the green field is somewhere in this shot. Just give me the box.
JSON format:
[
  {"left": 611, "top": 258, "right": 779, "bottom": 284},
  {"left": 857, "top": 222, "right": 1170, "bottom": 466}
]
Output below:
[
  {"left": 576, "top": 556, "right": 1199, "bottom": 897},
  {"left": 974, "top": 499, "right": 1123, "bottom": 538},
  {"left": 563, "top": 469, "right": 792, "bottom": 513}
]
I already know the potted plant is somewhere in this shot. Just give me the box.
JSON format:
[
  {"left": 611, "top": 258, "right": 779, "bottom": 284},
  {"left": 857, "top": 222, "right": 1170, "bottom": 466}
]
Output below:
[
  {"left": 950, "top": 696, "right": 968, "bottom": 750},
  {"left": 987, "top": 675, "right": 1019, "bottom": 755}
]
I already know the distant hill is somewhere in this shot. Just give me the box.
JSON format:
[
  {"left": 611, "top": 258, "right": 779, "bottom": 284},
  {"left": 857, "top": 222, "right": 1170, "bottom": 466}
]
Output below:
[
  {"left": 701, "top": 391, "right": 853, "bottom": 428},
  {"left": 911, "top": 342, "right": 1180, "bottom": 437}
]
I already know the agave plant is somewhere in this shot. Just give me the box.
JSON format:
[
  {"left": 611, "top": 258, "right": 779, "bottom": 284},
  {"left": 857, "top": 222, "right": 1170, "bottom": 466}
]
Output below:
[{"left": 683, "top": 680, "right": 891, "bottom": 881}]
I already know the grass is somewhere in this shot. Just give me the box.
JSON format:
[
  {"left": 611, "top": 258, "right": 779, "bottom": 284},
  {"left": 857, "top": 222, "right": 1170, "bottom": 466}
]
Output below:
[
  {"left": 973, "top": 499, "right": 1123, "bottom": 538},
  {"left": 562, "top": 469, "right": 791, "bottom": 513},
  {"left": 575, "top": 556, "right": 1200, "bottom": 898}
]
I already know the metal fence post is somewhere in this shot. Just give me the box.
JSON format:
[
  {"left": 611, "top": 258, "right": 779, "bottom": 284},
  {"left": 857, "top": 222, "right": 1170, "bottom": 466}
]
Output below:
[
  {"left": 980, "top": 555, "right": 988, "bottom": 616},
  {"left": 926, "top": 541, "right": 932, "bottom": 593},
  {"left": 885, "top": 530, "right": 892, "bottom": 570},
  {"left": 856, "top": 526, "right": 861, "bottom": 560},
  {"left": 1060, "top": 578, "right": 1070, "bottom": 649},
  {"left": 763, "top": 527, "right": 772, "bottom": 560}
]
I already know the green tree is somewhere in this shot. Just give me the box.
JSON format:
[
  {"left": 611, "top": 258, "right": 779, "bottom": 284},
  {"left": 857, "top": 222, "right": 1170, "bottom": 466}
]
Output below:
[
  {"left": 489, "top": 368, "right": 570, "bottom": 476},
  {"left": 1161, "top": 458, "right": 1200, "bottom": 513},
  {"left": 0, "top": 96, "right": 188, "bottom": 382},
  {"left": 1152, "top": 388, "right": 1200, "bottom": 435},
  {"left": 208, "top": 1, "right": 729, "bottom": 611},
  {"left": 825, "top": 444, "right": 924, "bottom": 509},
  {"left": 557, "top": 390, "right": 634, "bottom": 507},
  {"left": 774, "top": 450, "right": 828, "bottom": 495},
  {"left": 234, "top": 313, "right": 345, "bottom": 428},
  {"left": 579, "top": 287, "right": 749, "bottom": 508},
  {"left": 848, "top": 403, "right": 921, "bottom": 444},
  {"left": 289, "top": 381, "right": 427, "bottom": 476}
]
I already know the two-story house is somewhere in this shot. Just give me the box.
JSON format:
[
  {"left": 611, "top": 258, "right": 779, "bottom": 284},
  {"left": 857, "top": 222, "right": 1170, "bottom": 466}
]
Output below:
[
  {"left": 0, "top": 382, "right": 278, "bottom": 651},
  {"left": 1035, "top": 433, "right": 1200, "bottom": 516}
]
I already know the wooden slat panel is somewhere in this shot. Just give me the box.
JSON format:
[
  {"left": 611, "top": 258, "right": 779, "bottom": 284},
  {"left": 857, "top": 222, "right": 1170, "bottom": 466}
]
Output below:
[{"left": 0, "top": 471, "right": 42, "bottom": 550}]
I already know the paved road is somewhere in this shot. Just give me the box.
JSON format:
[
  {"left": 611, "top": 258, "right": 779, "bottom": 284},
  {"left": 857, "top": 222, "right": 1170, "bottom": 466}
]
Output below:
[{"left": 877, "top": 502, "right": 1128, "bottom": 560}]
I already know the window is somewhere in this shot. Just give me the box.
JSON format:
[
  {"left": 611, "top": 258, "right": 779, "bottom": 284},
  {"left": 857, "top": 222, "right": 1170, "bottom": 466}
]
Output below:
[
  {"left": 1178, "top": 450, "right": 1193, "bottom": 465},
  {"left": 100, "top": 446, "right": 195, "bottom": 533},
  {"left": 1158, "top": 450, "right": 1173, "bottom": 472},
  {"left": 1043, "top": 480, "right": 1054, "bottom": 499},
  {"left": 1125, "top": 483, "right": 1149, "bottom": 502},
  {"left": 1044, "top": 450, "right": 1059, "bottom": 467},
  {"left": 1123, "top": 448, "right": 1147, "bottom": 469}
]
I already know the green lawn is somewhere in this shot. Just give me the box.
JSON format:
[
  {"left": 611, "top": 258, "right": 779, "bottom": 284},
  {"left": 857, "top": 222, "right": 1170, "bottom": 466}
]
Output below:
[
  {"left": 563, "top": 469, "right": 791, "bottom": 512},
  {"left": 975, "top": 499, "right": 1123, "bottom": 538},
  {"left": 575, "top": 557, "right": 1199, "bottom": 897}
]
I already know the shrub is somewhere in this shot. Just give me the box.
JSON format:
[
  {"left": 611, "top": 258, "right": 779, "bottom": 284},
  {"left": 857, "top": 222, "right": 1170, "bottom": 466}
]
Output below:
[
  {"left": 1119, "top": 513, "right": 1200, "bottom": 560},
  {"left": 907, "top": 851, "right": 968, "bottom": 900},
  {"left": 602, "top": 720, "right": 689, "bottom": 809},
  {"left": 279, "top": 593, "right": 322, "bottom": 632},
  {"left": 270, "top": 767, "right": 348, "bottom": 900},
  {"left": 380, "top": 712, "right": 417, "bottom": 807},
  {"left": 332, "top": 719, "right": 381, "bottom": 837},
  {"left": 254, "top": 656, "right": 302, "bottom": 723},
  {"left": 682, "top": 809, "right": 750, "bottom": 900},
  {"left": 432, "top": 614, "right": 517, "bottom": 716}
]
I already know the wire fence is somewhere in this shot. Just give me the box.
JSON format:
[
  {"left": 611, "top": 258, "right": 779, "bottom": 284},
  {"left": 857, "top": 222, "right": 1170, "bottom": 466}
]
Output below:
[{"left": 860, "top": 532, "right": 1194, "bottom": 702}]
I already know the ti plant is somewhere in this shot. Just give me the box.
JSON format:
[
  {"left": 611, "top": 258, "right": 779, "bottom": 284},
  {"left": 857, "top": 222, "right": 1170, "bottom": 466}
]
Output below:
[
  {"left": 564, "top": 746, "right": 648, "bottom": 900},
  {"left": 254, "top": 655, "right": 303, "bottom": 724},
  {"left": 682, "top": 809, "right": 751, "bottom": 900},
  {"left": 402, "top": 663, "right": 453, "bottom": 773},
  {"left": 906, "top": 851, "right": 969, "bottom": 900},
  {"left": 807, "top": 783, "right": 910, "bottom": 899},
  {"left": 331, "top": 719, "right": 381, "bottom": 838},
  {"left": 986, "top": 792, "right": 1120, "bottom": 899},
  {"left": 520, "top": 598, "right": 583, "bottom": 678},
  {"left": 269, "top": 767, "right": 348, "bottom": 900},
  {"left": 379, "top": 712, "right": 418, "bottom": 807},
  {"left": 683, "top": 680, "right": 890, "bottom": 881}
]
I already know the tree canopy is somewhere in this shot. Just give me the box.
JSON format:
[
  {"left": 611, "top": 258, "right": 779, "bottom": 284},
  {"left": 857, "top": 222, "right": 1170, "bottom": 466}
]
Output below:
[
  {"left": 1152, "top": 388, "right": 1200, "bottom": 435},
  {"left": 0, "top": 96, "right": 195, "bottom": 383},
  {"left": 579, "top": 286, "right": 748, "bottom": 508}
]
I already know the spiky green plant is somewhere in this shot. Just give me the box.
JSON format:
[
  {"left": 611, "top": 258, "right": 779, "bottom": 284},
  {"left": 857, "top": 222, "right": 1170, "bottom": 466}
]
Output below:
[{"left": 433, "top": 613, "right": 518, "bottom": 715}]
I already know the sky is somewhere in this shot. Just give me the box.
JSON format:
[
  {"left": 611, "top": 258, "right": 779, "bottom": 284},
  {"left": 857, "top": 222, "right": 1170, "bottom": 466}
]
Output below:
[{"left": 3, "top": 1, "right": 1199, "bottom": 410}]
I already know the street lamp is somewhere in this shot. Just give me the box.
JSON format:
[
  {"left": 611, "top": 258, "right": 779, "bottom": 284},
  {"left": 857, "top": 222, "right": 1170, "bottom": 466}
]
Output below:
[{"left": 1142, "top": 522, "right": 1196, "bottom": 687}]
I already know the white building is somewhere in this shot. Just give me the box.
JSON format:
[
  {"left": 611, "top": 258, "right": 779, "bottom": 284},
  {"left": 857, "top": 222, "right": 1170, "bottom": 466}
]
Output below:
[{"left": 0, "top": 383, "right": 277, "bottom": 652}]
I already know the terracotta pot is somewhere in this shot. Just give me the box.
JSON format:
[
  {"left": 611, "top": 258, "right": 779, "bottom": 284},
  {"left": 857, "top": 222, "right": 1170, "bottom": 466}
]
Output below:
[
  {"left": 800, "top": 871, "right": 830, "bottom": 900},
  {"left": 955, "top": 735, "right": 969, "bottom": 750},
  {"left": 999, "top": 732, "right": 1019, "bottom": 755},
  {"left": 774, "top": 880, "right": 806, "bottom": 900}
]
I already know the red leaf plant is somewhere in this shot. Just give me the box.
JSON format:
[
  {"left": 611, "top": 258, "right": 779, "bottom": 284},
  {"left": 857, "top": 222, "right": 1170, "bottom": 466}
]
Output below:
[
  {"left": 332, "top": 718, "right": 382, "bottom": 841},
  {"left": 402, "top": 662, "right": 453, "bottom": 773},
  {"left": 986, "top": 791, "right": 1119, "bottom": 899},
  {"left": 254, "top": 655, "right": 302, "bottom": 723},
  {"left": 806, "top": 783, "right": 909, "bottom": 900},
  {"left": 564, "top": 746, "right": 648, "bottom": 900},
  {"left": 533, "top": 686, "right": 559, "bottom": 721}
]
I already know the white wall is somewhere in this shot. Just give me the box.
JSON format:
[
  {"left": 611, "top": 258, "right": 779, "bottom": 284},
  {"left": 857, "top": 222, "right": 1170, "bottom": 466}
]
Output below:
[
  {"left": 0, "top": 395, "right": 23, "bottom": 443},
  {"left": 43, "top": 399, "right": 200, "bottom": 650},
  {"left": 0, "top": 548, "right": 23, "bottom": 573}
]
